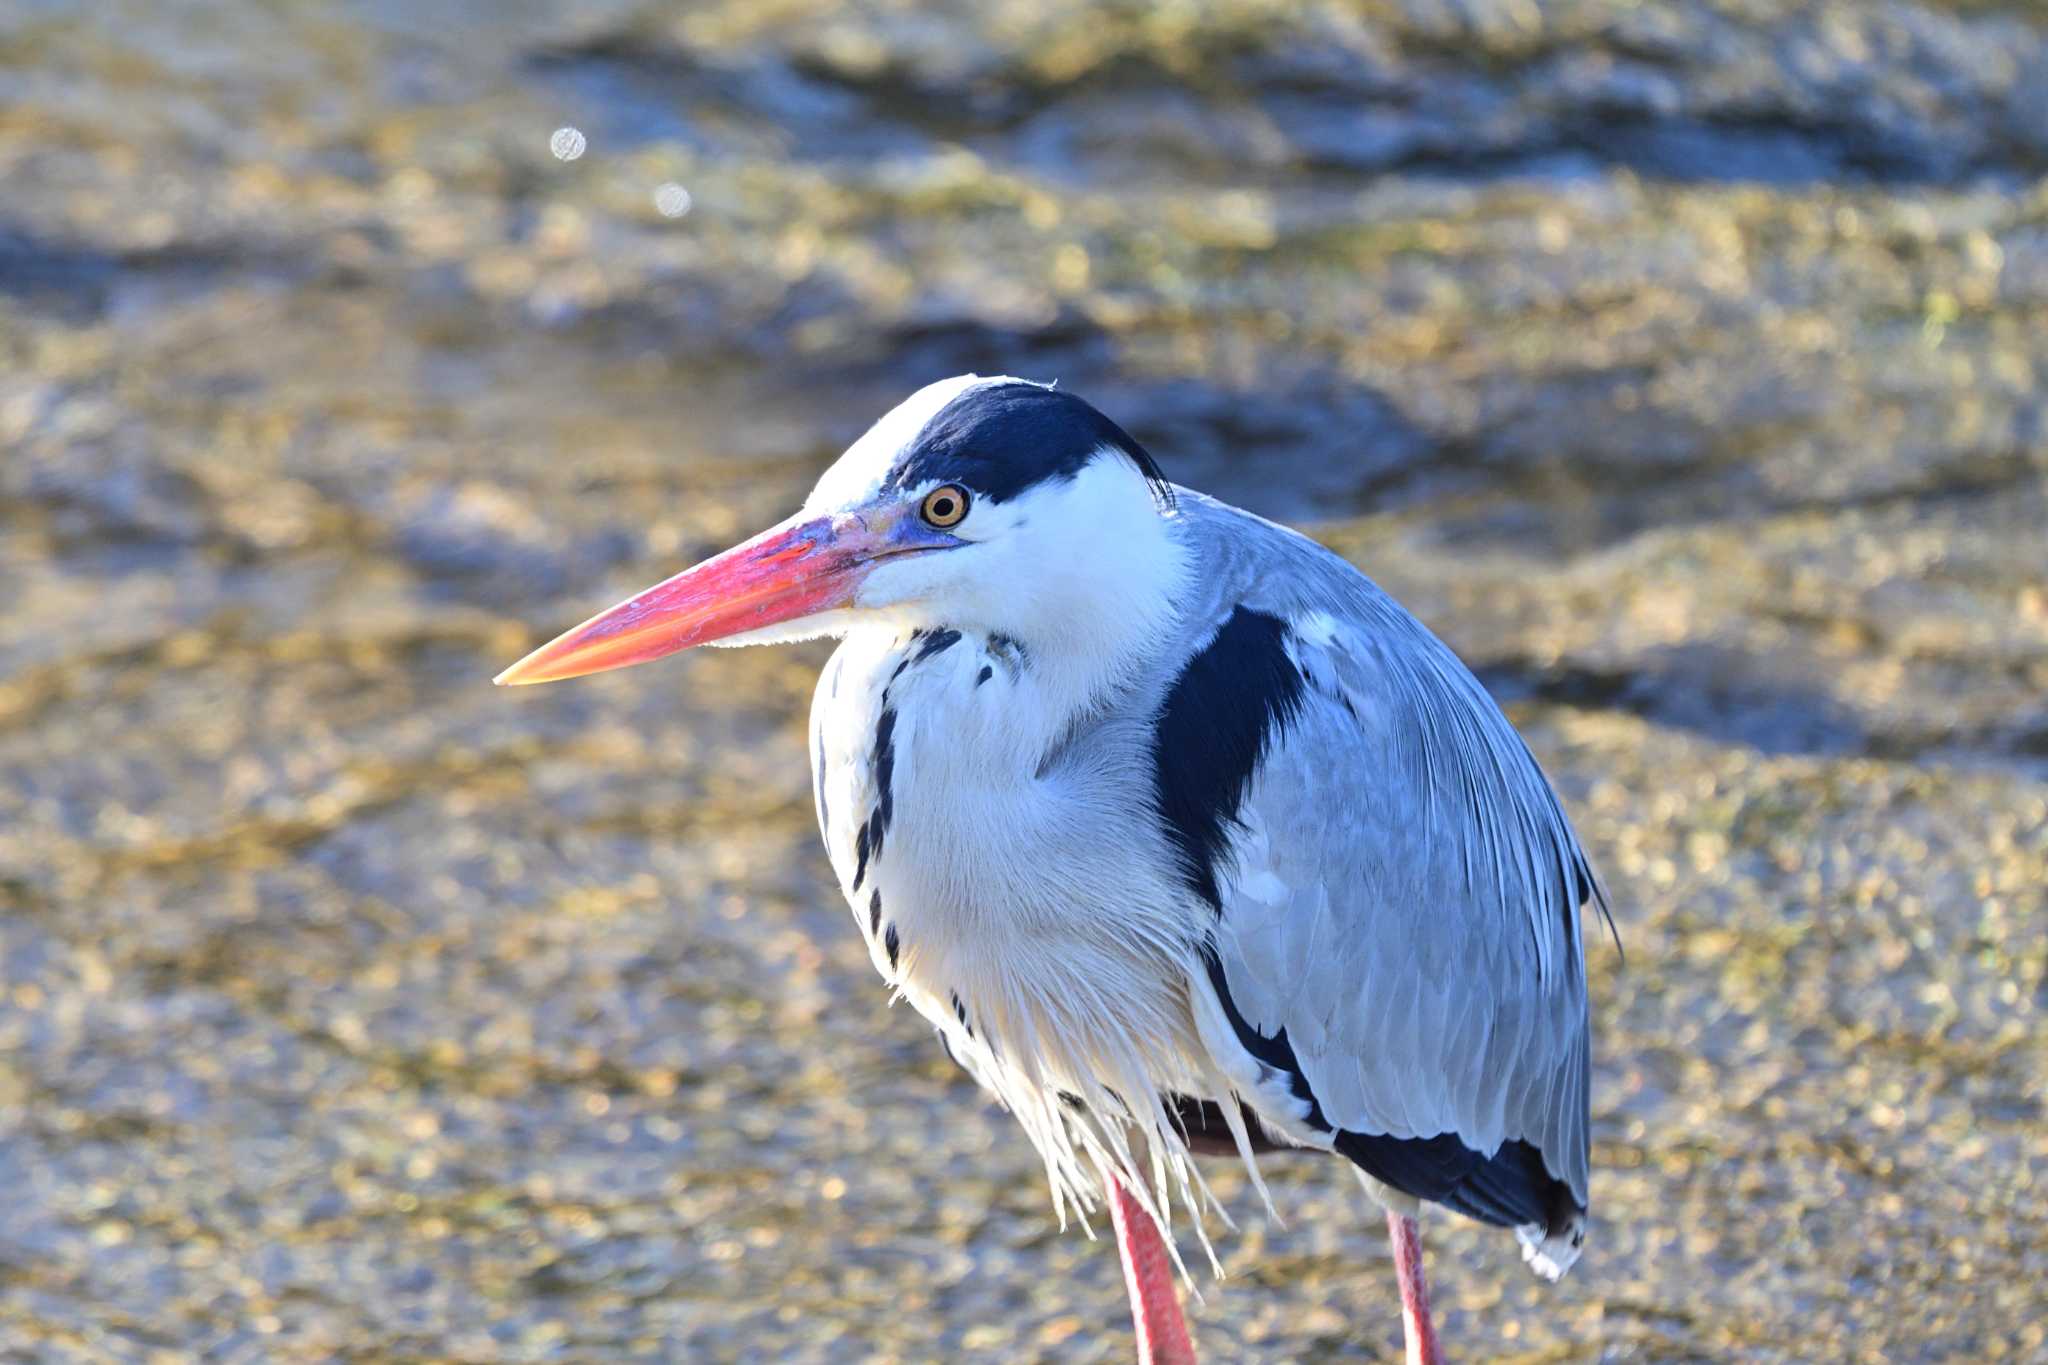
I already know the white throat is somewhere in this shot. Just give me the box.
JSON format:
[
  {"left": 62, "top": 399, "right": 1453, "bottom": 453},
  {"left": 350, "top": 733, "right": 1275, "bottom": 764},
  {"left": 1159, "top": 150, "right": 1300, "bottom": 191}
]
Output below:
[{"left": 920, "top": 458, "right": 1188, "bottom": 738}]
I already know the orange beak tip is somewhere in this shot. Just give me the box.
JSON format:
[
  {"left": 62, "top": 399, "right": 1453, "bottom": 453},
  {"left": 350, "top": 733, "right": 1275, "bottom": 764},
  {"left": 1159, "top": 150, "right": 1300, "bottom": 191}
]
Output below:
[{"left": 492, "top": 649, "right": 572, "bottom": 687}]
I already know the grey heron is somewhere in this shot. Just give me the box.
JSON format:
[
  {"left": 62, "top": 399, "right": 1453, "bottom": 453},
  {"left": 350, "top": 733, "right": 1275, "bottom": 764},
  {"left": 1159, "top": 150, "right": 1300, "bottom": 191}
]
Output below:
[{"left": 498, "top": 376, "right": 1609, "bottom": 1363}]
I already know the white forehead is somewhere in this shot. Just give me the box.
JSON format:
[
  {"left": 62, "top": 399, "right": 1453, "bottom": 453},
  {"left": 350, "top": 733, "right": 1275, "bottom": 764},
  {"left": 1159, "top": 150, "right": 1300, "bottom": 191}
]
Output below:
[{"left": 804, "top": 373, "right": 1028, "bottom": 512}]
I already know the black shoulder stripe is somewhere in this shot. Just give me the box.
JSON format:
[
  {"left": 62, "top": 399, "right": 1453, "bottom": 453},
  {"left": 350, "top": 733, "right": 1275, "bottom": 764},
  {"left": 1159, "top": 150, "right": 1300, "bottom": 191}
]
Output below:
[{"left": 1153, "top": 607, "right": 1306, "bottom": 909}]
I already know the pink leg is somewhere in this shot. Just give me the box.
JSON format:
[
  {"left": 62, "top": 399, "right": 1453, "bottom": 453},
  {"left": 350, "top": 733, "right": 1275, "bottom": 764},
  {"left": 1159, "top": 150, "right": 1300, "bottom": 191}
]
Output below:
[
  {"left": 1107, "top": 1176, "right": 1198, "bottom": 1364},
  {"left": 1387, "top": 1210, "right": 1444, "bottom": 1365}
]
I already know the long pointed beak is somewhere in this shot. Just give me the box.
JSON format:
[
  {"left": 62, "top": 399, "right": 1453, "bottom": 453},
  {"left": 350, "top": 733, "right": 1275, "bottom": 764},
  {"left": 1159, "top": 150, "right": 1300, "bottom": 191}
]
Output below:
[{"left": 496, "top": 508, "right": 904, "bottom": 686}]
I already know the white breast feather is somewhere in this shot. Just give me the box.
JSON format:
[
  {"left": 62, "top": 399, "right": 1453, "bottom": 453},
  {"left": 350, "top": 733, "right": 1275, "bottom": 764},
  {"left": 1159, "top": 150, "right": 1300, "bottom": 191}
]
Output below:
[{"left": 813, "top": 627, "right": 1269, "bottom": 1276}]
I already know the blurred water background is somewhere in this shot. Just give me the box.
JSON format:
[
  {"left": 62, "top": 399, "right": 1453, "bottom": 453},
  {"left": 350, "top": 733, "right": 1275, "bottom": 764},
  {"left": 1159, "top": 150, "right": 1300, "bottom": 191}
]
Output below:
[{"left": 2, "top": 1, "right": 2046, "bottom": 1360}]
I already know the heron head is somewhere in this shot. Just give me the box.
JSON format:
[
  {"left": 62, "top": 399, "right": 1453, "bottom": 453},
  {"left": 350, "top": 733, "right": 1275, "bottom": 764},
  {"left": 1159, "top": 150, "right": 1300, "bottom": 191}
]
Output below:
[{"left": 497, "top": 376, "right": 1182, "bottom": 686}]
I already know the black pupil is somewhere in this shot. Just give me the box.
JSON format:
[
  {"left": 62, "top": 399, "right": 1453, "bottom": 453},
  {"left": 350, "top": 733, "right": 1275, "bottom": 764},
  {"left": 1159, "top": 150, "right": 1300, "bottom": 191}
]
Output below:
[{"left": 931, "top": 494, "right": 956, "bottom": 519}]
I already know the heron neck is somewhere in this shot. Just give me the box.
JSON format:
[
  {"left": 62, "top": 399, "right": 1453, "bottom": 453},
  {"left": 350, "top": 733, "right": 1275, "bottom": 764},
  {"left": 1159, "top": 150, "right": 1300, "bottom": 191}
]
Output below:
[{"left": 986, "top": 518, "right": 1188, "bottom": 745}]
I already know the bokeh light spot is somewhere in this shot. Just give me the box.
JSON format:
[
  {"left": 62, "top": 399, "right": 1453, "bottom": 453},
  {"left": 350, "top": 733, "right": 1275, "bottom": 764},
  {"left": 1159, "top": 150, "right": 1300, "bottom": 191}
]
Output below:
[
  {"left": 549, "top": 127, "right": 587, "bottom": 161},
  {"left": 654, "top": 182, "right": 693, "bottom": 218}
]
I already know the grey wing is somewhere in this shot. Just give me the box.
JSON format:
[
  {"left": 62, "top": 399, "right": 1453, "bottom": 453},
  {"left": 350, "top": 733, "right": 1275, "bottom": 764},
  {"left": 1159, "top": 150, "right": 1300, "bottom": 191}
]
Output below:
[{"left": 1169, "top": 496, "right": 1598, "bottom": 1227}]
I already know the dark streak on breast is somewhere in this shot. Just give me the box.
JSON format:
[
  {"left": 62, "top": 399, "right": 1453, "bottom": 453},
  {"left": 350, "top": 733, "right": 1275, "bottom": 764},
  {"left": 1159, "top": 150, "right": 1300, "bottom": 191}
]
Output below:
[
  {"left": 851, "top": 650, "right": 908, "bottom": 899},
  {"left": 914, "top": 628, "right": 961, "bottom": 662},
  {"left": 868, "top": 889, "right": 882, "bottom": 937},
  {"left": 884, "top": 923, "right": 900, "bottom": 970},
  {"left": 868, "top": 706, "right": 898, "bottom": 855}
]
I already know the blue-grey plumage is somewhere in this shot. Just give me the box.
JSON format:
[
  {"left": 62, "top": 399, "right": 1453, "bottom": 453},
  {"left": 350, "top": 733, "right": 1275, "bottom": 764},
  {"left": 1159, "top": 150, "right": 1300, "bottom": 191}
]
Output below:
[
  {"left": 501, "top": 373, "right": 1614, "bottom": 1358},
  {"left": 1164, "top": 493, "right": 1600, "bottom": 1276},
  {"left": 810, "top": 479, "right": 1602, "bottom": 1279}
]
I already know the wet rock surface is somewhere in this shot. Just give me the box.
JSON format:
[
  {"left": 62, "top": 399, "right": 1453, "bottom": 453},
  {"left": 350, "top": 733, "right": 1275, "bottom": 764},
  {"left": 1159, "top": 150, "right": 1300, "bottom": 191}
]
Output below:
[{"left": 1, "top": 1, "right": 2043, "bottom": 1360}]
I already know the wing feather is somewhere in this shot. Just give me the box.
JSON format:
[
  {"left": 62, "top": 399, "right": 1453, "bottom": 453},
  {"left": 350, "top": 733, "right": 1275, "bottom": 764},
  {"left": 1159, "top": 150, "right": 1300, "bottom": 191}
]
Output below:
[{"left": 1165, "top": 493, "right": 1599, "bottom": 1213}]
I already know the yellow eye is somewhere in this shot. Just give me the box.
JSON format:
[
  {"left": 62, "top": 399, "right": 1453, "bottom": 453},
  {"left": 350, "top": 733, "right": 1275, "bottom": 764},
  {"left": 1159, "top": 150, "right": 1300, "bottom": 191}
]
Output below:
[{"left": 920, "top": 484, "right": 970, "bottom": 528}]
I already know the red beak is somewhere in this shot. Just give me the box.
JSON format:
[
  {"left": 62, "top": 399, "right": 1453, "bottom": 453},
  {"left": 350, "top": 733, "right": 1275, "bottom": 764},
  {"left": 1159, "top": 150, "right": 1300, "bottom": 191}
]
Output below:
[{"left": 494, "top": 510, "right": 872, "bottom": 686}]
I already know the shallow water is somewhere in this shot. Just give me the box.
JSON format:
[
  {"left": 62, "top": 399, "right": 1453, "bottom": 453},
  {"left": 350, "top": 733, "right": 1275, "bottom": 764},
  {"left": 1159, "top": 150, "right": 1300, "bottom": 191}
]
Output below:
[{"left": 1, "top": 1, "right": 2044, "bottom": 1360}]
